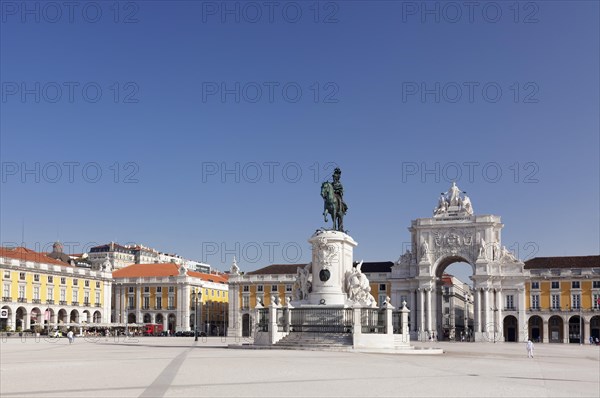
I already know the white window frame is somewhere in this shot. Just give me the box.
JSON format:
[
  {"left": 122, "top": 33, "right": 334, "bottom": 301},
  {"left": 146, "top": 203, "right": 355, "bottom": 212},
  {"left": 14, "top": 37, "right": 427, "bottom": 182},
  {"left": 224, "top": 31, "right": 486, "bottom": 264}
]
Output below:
[
  {"left": 531, "top": 294, "right": 539, "bottom": 309},
  {"left": 571, "top": 294, "right": 581, "bottom": 310},
  {"left": 506, "top": 295, "right": 514, "bottom": 309},
  {"left": 551, "top": 294, "right": 560, "bottom": 309}
]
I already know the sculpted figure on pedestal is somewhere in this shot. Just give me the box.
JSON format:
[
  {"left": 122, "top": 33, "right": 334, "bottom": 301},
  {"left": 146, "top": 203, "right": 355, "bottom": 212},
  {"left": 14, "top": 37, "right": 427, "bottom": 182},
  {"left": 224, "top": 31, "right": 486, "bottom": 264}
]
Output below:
[
  {"left": 478, "top": 238, "right": 487, "bottom": 259},
  {"left": 462, "top": 193, "right": 473, "bottom": 215},
  {"left": 434, "top": 193, "right": 449, "bottom": 215},
  {"left": 345, "top": 261, "right": 377, "bottom": 307},
  {"left": 295, "top": 263, "right": 312, "bottom": 300},
  {"left": 448, "top": 182, "right": 461, "bottom": 206},
  {"left": 101, "top": 255, "right": 112, "bottom": 272},
  {"left": 397, "top": 249, "right": 413, "bottom": 265}
]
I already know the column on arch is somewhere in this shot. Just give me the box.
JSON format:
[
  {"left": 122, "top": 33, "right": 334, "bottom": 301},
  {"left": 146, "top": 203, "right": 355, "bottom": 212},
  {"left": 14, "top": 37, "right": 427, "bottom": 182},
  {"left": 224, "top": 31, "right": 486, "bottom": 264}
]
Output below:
[
  {"left": 178, "top": 283, "right": 191, "bottom": 331},
  {"left": 162, "top": 313, "right": 168, "bottom": 331},
  {"left": 518, "top": 288, "right": 527, "bottom": 342},
  {"left": 426, "top": 287, "right": 432, "bottom": 333},
  {"left": 419, "top": 288, "right": 425, "bottom": 336},
  {"left": 483, "top": 288, "right": 490, "bottom": 333},
  {"left": 542, "top": 318, "right": 549, "bottom": 343},
  {"left": 495, "top": 288, "right": 502, "bottom": 337},
  {"left": 410, "top": 289, "right": 418, "bottom": 332},
  {"left": 24, "top": 308, "right": 31, "bottom": 330},
  {"left": 114, "top": 285, "right": 121, "bottom": 323},
  {"left": 474, "top": 288, "right": 481, "bottom": 333},
  {"left": 136, "top": 285, "right": 142, "bottom": 324}
]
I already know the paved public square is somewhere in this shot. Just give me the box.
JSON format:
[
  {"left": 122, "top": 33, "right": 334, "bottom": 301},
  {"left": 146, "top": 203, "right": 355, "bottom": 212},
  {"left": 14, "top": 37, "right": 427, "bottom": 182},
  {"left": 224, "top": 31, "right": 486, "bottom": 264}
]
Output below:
[{"left": 1, "top": 336, "right": 598, "bottom": 397}]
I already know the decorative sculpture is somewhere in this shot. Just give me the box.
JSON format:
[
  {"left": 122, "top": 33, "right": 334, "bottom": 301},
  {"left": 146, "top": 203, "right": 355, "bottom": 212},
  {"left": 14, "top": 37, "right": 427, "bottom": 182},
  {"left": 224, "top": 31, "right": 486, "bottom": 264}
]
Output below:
[
  {"left": 101, "top": 254, "right": 112, "bottom": 272},
  {"left": 230, "top": 256, "right": 240, "bottom": 275},
  {"left": 321, "top": 167, "right": 348, "bottom": 232},
  {"left": 397, "top": 249, "right": 413, "bottom": 265},
  {"left": 345, "top": 260, "right": 377, "bottom": 307},
  {"left": 478, "top": 238, "right": 487, "bottom": 259},
  {"left": 433, "top": 182, "right": 475, "bottom": 217},
  {"left": 294, "top": 263, "right": 312, "bottom": 301}
]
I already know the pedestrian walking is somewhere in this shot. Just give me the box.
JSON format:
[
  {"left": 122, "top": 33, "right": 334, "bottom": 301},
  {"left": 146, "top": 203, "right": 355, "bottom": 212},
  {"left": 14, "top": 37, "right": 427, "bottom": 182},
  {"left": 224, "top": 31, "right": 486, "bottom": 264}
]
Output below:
[
  {"left": 526, "top": 339, "right": 534, "bottom": 358},
  {"left": 67, "top": 330, "right": 74, "bottom": 344}
]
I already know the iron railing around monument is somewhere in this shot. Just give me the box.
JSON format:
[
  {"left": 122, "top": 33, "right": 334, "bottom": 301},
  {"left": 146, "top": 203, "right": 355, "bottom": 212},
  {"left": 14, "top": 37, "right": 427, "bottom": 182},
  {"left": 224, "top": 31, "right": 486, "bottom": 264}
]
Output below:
[
  {"left": 289, "top": 308, "right": 353, "bottom": 333},
  {"left": 276, "top": 308, "right": 287, "bottom": 332},
  {"left": 361, "top": 308, "right": 386, "bottom": 334},
  {"left": 392, "top": 311, "right": 403, "bottom": 334},
  {"left": 256, "top": 308, "right": 269, "bottom": 332}
]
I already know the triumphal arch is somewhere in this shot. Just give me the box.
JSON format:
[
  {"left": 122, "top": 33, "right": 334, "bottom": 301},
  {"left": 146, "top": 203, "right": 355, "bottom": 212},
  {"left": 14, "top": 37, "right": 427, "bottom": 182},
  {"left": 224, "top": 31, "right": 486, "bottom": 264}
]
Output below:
[{"left": 391, "top": 183, "right": 528, "bottom": 342}]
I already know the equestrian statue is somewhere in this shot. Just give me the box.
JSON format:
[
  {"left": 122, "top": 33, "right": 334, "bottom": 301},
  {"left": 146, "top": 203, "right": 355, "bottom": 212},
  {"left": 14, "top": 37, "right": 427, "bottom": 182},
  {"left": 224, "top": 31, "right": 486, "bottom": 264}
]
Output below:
[{"left": 320, "top": 167, "right": 348, "bottom": 232}]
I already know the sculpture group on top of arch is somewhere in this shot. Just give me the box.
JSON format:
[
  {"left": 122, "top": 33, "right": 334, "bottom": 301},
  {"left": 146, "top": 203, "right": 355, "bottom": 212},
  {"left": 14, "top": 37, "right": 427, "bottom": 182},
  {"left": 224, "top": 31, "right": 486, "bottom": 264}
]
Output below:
[{"left": 434, "top": 181, "right": 473, "bottom": 217}]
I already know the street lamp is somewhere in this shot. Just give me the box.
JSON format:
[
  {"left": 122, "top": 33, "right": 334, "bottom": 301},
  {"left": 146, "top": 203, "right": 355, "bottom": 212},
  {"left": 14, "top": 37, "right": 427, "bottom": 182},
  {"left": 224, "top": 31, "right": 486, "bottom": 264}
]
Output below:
[
  {"left": 207, "top": 300, "right": 210, "bottom": 336},
  {"left": 191, "top": 288, "right": 202, "bottom": 342}
]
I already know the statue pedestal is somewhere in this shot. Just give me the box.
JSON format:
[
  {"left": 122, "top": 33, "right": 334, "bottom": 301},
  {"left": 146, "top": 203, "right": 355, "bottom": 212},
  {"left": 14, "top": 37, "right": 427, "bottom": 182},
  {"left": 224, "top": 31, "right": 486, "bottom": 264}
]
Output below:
[{"left": 307, "top": 230, "right": 357, "bottom": 306}]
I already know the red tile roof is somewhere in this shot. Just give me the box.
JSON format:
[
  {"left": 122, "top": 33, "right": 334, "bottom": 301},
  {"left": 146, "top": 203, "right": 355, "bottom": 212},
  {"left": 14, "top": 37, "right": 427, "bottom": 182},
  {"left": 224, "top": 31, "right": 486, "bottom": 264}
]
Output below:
[
  {"left": 113, "top": 263, "right": 180, "bottom": 278},
  {"left": 113, "top": 263, "right": 228, "bottom": 283},
  {"left": 0, "top": 247, "right": 71, "bottom": 266},
  {"left": 247, "top": 264, "right": 304, "bottom": 275},
  {"left": 524, "top": 256, "right": 599, "bottom": 269},
  {"left": 189, "top": 270, "right": 228, "bottom": 284}
]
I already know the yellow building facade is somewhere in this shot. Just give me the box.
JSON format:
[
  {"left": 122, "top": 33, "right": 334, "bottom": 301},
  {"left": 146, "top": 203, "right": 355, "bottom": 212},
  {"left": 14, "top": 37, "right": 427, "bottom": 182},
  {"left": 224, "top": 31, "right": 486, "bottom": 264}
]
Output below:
[
  {"left": 112, "top": 263, "right": 228, "bottom": 335},
  {"left": 525, "top": 256, "right": 600, "bottom": 343},
  {"left": 0, "top": 247, "right": 112, "bottom": 332}
]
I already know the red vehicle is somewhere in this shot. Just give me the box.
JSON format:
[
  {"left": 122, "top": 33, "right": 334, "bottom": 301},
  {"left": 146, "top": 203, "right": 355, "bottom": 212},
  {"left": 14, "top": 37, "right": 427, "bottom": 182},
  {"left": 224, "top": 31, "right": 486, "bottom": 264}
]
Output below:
[{"left": 144, "top": 323, "right": 164, "bottom": 336}]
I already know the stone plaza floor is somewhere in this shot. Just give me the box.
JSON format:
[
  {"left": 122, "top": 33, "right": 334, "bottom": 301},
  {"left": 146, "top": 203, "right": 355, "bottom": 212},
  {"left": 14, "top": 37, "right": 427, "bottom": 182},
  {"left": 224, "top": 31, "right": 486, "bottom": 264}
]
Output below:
[{"left": 1, "top": 336, "right": 598, "bottom": 397}]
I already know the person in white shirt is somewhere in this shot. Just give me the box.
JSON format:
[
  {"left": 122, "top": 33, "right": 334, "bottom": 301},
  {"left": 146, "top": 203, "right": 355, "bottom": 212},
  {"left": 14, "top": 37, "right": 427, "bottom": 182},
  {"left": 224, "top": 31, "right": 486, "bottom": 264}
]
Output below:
[{"left": 526, "top": 339, "right": 534, "bottom": 358}]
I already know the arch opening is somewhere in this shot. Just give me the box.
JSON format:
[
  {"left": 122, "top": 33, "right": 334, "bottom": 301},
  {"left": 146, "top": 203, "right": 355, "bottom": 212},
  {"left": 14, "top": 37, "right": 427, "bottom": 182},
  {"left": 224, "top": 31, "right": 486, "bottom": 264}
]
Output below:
[
  {"left": 503, "top": 315, "right": 518, "bottom": 342},
  {"left": 590, "top": 316, "right": 600, "bottom": 342},
  {"left": 434, "top": 257, "right": 474, "bottom": 341},
  {"left": 568, "top": 316, "right": 583, "bottom": 344},
  {"left": 528, "top": 315, "right": 543, "bottom": 343},
  {"left": 549, "top": 316, "right": 564, "bottom": 343}
]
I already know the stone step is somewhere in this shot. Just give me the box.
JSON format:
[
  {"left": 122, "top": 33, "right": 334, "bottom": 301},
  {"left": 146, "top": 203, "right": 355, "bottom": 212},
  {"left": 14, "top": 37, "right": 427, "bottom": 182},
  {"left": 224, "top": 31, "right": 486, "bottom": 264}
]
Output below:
[{"left": 276, "top": 332, "right": 353, "bottom": 347}]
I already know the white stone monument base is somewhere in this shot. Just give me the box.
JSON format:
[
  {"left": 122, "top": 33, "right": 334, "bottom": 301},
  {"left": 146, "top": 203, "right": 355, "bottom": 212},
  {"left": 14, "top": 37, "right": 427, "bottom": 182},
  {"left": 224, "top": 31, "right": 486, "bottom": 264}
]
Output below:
[
  {"left": 308, "top": 291, "right": 347, "bottom": 306},
  {"left": 308, "top": 230, "right": 357, "bottom": 307}
]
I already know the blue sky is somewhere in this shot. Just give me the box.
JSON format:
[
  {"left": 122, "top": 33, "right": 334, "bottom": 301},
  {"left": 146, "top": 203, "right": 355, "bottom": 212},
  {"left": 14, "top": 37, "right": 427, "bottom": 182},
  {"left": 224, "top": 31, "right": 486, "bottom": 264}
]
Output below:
[{"left": 1, "top": 1, "right": 599, "bottom": 283}]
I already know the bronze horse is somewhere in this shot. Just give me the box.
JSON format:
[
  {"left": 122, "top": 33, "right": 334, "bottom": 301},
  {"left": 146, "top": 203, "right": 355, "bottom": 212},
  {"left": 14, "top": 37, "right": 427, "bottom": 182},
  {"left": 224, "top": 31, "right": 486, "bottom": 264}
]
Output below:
[{"left": 321, "top": 181, "right": 344, "bottom": 231}]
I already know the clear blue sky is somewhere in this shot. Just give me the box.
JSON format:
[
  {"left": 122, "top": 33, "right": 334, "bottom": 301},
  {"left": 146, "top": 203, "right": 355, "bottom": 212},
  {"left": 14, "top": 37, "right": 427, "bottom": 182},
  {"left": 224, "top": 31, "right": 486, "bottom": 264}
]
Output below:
[{"left": 1, "top": 1, "right": 598, "bottom": 284}]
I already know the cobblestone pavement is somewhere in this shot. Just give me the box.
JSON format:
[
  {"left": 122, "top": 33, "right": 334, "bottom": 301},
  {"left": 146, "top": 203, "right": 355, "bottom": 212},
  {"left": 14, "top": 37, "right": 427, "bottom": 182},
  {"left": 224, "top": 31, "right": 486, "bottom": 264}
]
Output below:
[{"left": 1, "top": 336, "right": 598, "bottom": 397}]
